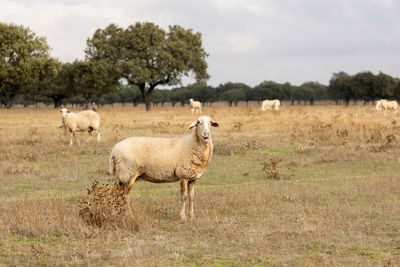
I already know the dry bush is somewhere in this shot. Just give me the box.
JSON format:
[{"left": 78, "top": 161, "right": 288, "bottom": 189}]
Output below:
[
  {"left": 232, "top": 121, "right": 244, "bottom": 132},
  {"left": 370, "top": 134, "right": 397, "bottom": 152},
  {"left": 79, "top": 181, "right": 139, "bottom": 231},
  {"left": 259, "top": 157, "right": 291, "bottom": 180}
]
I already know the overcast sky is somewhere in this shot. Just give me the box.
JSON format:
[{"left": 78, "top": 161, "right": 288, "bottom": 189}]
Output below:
[{"left": 1, "top": 0, "right": 399, "bottom": 86}]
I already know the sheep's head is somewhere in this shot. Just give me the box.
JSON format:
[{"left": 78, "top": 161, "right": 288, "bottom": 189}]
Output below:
[
  {"left": 189, "top": 98, "right": 194, "bottom": 103},
  {"left": 60, "top": 108, "right": 70, "bottom": 118},
  {"left": 188, "top": 116, "right": 219, "bottom": 144}
]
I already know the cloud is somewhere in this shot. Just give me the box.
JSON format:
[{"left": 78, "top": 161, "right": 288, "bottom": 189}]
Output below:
[{"left": 215, "top": 33, "right": 261, "bottom": 54}]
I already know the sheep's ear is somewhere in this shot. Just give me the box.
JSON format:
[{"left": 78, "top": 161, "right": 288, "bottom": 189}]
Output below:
[
  {"left": 211, "top": 120, "right": 220, "bottom": 127},
  {"left": 67, "top": 110, "right": 70, "bottom": 113},
  {"left": 59, "top": 110, "right": 62, "bottom": 112},
  {"left": 187, "top": 120, "right": 199, "bottom": 130}
]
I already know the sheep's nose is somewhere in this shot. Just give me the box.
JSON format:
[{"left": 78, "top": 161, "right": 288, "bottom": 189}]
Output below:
[{"left": 203, "top": 131, "right": 209, "bottom": 137}]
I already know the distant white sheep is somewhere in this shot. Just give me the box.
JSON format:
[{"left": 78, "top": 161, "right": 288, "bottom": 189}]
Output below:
[
  {"left": 376, "top": 99, "right": 398, "bottom": 115},
  {"left": 376, "top": 99, "right": 385, "bottom": 111},
  {"left": 60, "top": 108, "right": 101, "bottom": 145},
  {"left": 109, "top": 116, "right": 219, "bottom": 220},
  {"left": 189, "top": 98, "right": 202, "bottom": 113},
  {"left": 261, "top": 99, "right": 280, "bottom": 111}
]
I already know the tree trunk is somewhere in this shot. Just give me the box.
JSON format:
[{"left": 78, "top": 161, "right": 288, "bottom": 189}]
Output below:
[
  {"left": 54, "top": 98, "right": 62, "bottom": 108},
  {"left": 143, "top": 93, "right": 151, "bottom": 111},
  {"left": 6, "top": 100, "right": 13, "bottom": 109}
]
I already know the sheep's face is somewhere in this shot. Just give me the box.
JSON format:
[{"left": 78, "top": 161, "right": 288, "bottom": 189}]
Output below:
[
  {"left": 60, "top": 108, "right": 70, "bottom": 118},
  {"left": 188, "top": 116, "right": 219, "bottom": 144}
]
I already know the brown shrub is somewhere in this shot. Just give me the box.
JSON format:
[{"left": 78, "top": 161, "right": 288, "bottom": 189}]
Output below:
[
  {"left": 79, "top": 181, "right": 139, "bottom": 231},
  {"left": 259, "top": 157, "right": 291, "bottom": 180}
]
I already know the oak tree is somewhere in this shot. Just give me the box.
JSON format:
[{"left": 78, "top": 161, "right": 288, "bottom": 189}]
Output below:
[{"left": 85, "top": 22, "right": 209, "bottom": 111}]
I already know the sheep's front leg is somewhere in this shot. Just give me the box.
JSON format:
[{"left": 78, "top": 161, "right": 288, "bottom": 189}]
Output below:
[
  {"left": 96, "top": 130, "right": 101, "bottom": 143},
  {"left": 69, "top": 132, "right": 76, "bottom": 146},
  {"left": 180, "top": 179, "right": 189, "bottom": 220},
  {"left": 188, "top": 180, "right": 196, "bottom": 220}
]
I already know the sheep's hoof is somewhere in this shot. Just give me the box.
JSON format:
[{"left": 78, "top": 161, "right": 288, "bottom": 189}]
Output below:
[
  {"left": 189, "top": 214, "right": 195, "bottom": 221},
  {"left": 180, "top": 214, "right": 187, "bottom": 221}
]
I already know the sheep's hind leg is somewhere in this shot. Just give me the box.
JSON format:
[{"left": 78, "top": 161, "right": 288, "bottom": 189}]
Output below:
[
  {"left": 120, "top": 171, "right": 142, "bottom": 212},
  {"left": 188, "top": 180, "right": 196, "bottom": 220},
  {"left": 123, "top": 171, "right": 141, "bottom": 194},
  {"left": 86, "top": 130, "right": 93, "bottom": 143},
  {"left": 180, "top": 179, "right": 189, "bottom": 220}
]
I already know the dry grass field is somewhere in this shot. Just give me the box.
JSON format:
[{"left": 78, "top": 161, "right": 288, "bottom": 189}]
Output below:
[{"left": 0, "top": 104, "right": 400, "bottom": 266}]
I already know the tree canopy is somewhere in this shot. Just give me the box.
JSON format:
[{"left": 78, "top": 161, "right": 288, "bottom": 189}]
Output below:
[
  {"left": 328, "top": 71, "right": 400, "bottom": 104},
  {"left": 0, "top": 22, "right": 59, "bottom": 107},
  {"left": 85, "top": 22, "right": 209, "bottom": 111}
]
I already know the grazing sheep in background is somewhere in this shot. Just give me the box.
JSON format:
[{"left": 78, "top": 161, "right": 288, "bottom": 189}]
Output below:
[
  {"left": 109, "top": 116, "right": 219, "bottom": 220},
  {"left": 89, "top": 102, "right": 99, "bottom": 111},
  {"left": 261, "top": 99, "right": 280, "bottom": 111},
  {"left": 376, "top": 99, "right": 385, "bottom": 111},
  {"left": 60, "top": 108, "right": 101, "bottom": 145},
  {"left": 189, "top": 98, "right": 202, "bottom": 113},
  {"left": 376, "top": 99, "right": 398, "bottom": 116}
]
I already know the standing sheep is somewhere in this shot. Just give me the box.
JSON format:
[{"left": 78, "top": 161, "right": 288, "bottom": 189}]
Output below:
[
  {"left": 109, "top": 116, "right": 219, "bottom": 220},
  {"left": 376, "top": 99, "right": 398, "bottom": 115},
  {"left": 376, "top": 99, "right": 385, "bottom": 111},
  {"left": 261, "top": 99, "right": 280, "bottom": 111},
  {"left": 60, "top": 108, "right": 101, "bottom": 145},
  {"left": 189, "top": 98, "right": 202, "bottom": 114}
]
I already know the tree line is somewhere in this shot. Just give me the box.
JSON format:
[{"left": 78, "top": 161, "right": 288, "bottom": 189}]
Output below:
[{"left": 1, "top": 22, "right": 400, "bottom": 109}]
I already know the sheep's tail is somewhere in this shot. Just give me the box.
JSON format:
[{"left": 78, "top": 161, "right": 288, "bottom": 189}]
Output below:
[{"left": 109, "top": 155, "right": 116, "bottom": 175}]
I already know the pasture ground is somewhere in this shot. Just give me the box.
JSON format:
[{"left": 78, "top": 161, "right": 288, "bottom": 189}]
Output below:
[{"left": 0, "top": 104, "right": 399, "bottom": 266}]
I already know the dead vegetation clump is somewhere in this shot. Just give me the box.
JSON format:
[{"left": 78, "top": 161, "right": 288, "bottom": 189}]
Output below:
[
  {"left": 232, "top": 121, "right": 244, "bottom": 132},
  {"left": 259, "top": 157, "right": 291, "bottom": 180},
  {"left": 370, "top": 134, "right": 397, "bottom": 152},
  {"left": 79, "top": 181, "right": 139, "bottom": 231},
  {"left": 310, "top": 122, "right": 333, "bottom": 141}
]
